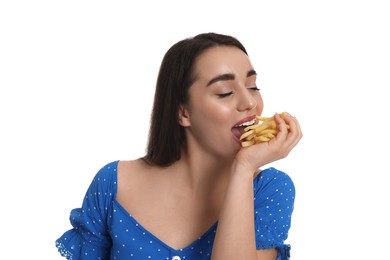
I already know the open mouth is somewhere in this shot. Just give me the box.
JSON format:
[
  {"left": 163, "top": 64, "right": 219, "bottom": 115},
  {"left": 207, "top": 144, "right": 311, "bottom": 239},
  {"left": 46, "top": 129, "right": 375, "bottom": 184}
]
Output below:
[{"left": 231, "top": 118, "right": 256, "bottom": 141}]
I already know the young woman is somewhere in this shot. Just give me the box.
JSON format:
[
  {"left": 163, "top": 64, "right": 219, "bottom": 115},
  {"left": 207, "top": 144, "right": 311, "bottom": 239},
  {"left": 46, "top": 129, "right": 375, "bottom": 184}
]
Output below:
[{"left": 56, "top": 32, "right": 302, "bottom": 260}]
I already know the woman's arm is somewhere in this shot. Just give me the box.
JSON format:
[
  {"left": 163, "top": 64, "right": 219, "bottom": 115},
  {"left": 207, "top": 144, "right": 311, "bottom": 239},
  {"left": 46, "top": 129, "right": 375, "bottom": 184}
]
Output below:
[
  {"left": 211, "top": 114, "right": 302, "bottom": 260},
  {"left": 211, "top": 162, "right": 277, "bottom": 260}
]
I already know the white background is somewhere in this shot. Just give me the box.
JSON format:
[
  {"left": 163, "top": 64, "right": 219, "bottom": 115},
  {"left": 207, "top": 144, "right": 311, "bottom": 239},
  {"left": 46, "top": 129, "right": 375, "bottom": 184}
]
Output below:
[{"left": 1, "top": 1, "right": 389, "bottom": 259}]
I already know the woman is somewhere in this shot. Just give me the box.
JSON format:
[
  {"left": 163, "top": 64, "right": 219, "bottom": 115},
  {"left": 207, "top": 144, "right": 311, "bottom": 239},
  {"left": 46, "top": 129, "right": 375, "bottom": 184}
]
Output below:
[{"left": 56, "top": 32, "right": 302, "bottom": 260}]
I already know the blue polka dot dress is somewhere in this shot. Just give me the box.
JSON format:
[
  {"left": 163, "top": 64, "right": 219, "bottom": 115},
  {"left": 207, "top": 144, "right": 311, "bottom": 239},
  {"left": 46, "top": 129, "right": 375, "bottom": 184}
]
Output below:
[{"left": 56, "top": 160, "right": 295, "bottom": 260}]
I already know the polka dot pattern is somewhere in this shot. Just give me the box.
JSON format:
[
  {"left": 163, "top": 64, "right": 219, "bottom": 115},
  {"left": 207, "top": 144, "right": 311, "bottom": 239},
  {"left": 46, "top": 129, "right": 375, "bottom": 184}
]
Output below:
[
  {"left": 253, "top": 168, "right": 295, "bottom": 259},
  {"left": 56, "top": 161, "right": 294, "bottom": 259}
]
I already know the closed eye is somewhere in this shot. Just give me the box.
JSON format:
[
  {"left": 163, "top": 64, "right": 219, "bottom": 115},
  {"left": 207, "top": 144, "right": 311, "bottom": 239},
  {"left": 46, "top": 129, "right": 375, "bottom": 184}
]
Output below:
[
  {"left": 217, "top": 92, "right": 233, "bottom": 98},
  {"left": 248, "top": 86, "right": 260, "bottom": 91}
]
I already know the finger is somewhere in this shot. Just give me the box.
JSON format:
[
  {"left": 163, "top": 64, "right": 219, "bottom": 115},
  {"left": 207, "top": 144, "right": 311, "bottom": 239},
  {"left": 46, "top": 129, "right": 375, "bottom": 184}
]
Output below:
[
  {"left": 284, "top": 115, "right": 302, "bottom": 137},
  {"left": 283, "top": 116, "right": 303, "bottom": 150},
  {"left": 273, "top": 113, "right": 289, "bottom": 141}
]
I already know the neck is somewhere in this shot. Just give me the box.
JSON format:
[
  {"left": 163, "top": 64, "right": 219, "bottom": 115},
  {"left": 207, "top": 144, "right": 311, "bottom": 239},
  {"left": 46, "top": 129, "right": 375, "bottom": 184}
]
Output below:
[{"left": 172, "top": 149, "right": 233, "bottom": 197}]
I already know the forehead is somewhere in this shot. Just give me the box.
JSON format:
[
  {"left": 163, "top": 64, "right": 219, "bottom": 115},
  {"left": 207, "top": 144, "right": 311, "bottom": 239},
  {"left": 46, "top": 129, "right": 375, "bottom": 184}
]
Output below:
[{"left": 194, "top": 46, "right": 253, "bottom": 78}]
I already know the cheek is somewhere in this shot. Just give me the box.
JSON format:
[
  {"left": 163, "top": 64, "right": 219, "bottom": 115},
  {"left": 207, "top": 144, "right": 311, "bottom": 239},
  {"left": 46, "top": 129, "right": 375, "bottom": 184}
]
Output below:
[
  {"left": 196, "top": 96, "right": 232, "bottom": 122},
  {"left": 188, "top": 99, "right": 233, "bottom": 150},
  {"left": 188, "top": 88, "right": 231, "bottom": 121}
]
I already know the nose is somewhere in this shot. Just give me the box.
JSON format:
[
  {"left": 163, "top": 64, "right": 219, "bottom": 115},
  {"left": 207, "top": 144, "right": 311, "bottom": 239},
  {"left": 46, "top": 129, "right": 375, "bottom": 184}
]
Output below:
[{"left": 237, "top": 89, "right": 257, "bottom": 112}]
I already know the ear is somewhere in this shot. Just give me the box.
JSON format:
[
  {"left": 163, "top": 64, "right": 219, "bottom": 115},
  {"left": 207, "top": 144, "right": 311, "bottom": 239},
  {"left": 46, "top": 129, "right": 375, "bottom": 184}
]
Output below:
[{"left": 178, "top": 105, "right": 191, "bottom": 127}]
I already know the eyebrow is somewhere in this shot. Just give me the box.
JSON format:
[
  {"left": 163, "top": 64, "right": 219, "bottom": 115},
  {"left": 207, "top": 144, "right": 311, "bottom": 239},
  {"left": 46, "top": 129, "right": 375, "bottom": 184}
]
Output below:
[{"left": 206, "top": 69, "right": 257, "bottom": 87}]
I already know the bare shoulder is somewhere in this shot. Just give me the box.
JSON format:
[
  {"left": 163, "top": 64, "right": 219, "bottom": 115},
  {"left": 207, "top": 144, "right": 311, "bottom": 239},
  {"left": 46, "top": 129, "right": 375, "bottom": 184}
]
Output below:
[
  {"left": 117, "top": 158, "right": 149, "bottom": 185},
  {"left": 116, "top": 158, "right": 168, "bottom": 212},
  {"left": 117, "top": 158, "right": 169, "bottom": 195},
  {"left": 117, "top": 158, "right": 145, "bottom": 175}
]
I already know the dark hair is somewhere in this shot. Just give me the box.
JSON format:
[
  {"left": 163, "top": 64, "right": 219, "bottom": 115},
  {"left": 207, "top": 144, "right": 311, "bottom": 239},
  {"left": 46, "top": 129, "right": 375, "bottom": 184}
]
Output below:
[{"left": 143, "top": 32, "right": 248, "bottom": 166}]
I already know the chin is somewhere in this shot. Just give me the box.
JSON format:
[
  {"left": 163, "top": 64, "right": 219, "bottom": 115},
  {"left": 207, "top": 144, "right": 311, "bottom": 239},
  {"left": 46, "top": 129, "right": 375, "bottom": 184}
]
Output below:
[{"left": 230, "top": 140, "right": 243, "bottom": 154}]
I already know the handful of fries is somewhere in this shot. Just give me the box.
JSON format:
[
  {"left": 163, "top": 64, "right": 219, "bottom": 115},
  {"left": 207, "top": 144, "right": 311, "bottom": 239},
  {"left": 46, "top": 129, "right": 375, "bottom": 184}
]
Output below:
[{"left": 240, "top": 112, "right": 289, "bottom": 147}]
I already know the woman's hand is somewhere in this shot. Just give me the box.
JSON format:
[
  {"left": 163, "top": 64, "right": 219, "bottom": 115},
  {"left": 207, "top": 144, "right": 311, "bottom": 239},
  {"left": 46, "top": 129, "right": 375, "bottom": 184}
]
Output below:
[{"left": 234, "top": 112, "right": 303, "bottom": 176}]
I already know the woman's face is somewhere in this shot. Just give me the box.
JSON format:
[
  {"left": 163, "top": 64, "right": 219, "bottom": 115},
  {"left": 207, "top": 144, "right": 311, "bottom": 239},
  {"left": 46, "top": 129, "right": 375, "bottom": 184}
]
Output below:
[{"left": 182, "top": 46, "right": 263, "bottom": 157}]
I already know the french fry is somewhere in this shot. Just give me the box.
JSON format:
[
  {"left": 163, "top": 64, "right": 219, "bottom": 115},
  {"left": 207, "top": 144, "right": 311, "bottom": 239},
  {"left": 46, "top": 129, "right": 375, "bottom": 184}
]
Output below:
[{"left": 240, "top": 112, "right": 289, "bottom": 147}]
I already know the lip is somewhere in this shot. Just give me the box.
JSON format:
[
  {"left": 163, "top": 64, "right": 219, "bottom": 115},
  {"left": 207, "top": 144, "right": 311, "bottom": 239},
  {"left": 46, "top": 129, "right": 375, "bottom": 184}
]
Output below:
[
  {"left": 231, "top": 115, "right": 257, "bottom": 145},
  {"left": 233, "top": 115, "right": 257, "bottom": 127}
]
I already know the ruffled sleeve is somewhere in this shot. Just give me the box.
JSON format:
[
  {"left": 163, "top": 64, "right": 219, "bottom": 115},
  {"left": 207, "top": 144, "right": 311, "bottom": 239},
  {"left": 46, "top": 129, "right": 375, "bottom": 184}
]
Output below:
[
  {"left": 253, "top": 167, "right": 295, "bottom": 260},
  {"left": 55, "top": 161, "right": 119, "bottom": 259}
]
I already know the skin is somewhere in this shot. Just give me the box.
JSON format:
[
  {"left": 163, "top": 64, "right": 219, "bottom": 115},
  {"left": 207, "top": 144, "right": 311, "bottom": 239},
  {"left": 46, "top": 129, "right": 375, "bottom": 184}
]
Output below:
[{"left": 117, "top": 46, "right": 302, "bottom": 260}]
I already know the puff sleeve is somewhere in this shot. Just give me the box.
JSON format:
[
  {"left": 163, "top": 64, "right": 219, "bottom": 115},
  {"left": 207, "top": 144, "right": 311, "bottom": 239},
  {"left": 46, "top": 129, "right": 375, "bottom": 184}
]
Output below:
[
  {"left": 253, "top": 167, "right": 295, "bottom": 260},
  {"left": 55, "top": 161, "right": 118, "bottom": 259}
]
